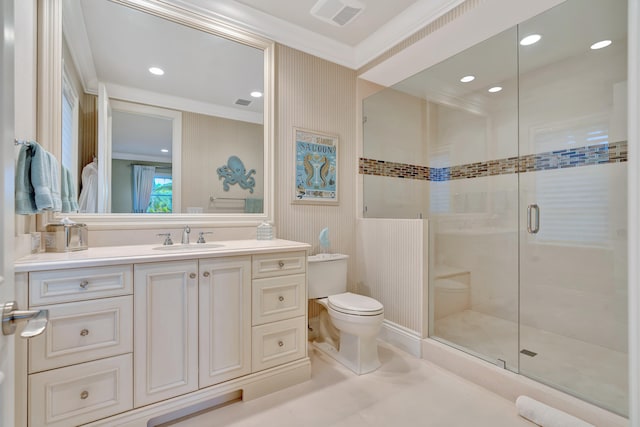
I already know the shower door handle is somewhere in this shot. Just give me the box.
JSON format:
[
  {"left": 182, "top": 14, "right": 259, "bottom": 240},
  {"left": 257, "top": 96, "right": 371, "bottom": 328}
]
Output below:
[{"left": 527, "top": 204, "right": 540, "bottom": 234}]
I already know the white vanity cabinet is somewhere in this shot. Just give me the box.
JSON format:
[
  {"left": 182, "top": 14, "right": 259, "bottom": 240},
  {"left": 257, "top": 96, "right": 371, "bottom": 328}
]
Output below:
[
  {"left": 15, "top": 240, "right": 311, "bottom": 427},
  {"left": 199, "top": 256, "right": 252, "bottom": 388},
  {"left": 133, "top": 260, "right": 199, "bottom": 407},
  {"left": 251, "top": 252, "right": 307, "bottom": 372},
  {"left": 24, "top": 265, "right": 134, "bottom": 427}
]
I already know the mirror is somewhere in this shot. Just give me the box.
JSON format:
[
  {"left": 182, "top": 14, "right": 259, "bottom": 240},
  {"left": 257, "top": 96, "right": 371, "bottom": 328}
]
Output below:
[{"left": 42, "top": 0, "right": 274, "bottom": 227}]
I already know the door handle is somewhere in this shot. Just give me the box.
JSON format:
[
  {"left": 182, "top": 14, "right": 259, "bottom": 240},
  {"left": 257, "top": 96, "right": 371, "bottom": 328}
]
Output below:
[
  {"left": 527, "top": 204, "right": 540, "bottom": 234},
  {"left": 2, "top": 301, "right": 49, "bottom": 338}
]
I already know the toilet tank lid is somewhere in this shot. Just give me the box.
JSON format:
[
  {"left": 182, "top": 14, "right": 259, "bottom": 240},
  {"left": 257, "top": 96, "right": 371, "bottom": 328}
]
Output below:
[
  {"left": 308, "top": 253, "right": 349, "bottom": 263},
  {"left": 328, "top": 292, "right": 383, "bottom": 313}
]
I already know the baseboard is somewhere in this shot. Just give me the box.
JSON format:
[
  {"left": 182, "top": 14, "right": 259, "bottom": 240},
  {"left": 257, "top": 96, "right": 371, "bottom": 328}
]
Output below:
[
  {"left": 421, "top": 338, "right": 627, "bottom": 427},
  {"left": 378, "top": 320, "right": 422, "bottom": 358}
]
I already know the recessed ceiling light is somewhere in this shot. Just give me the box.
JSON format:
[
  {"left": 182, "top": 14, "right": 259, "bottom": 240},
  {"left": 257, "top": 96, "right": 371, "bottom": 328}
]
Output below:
[
  {"left": 161, "top": 149, "right": 169, "bottom": 153},
  {"left": 590, "top": 40, "right": 612, "bottom": 50},
  {"left": 488, "top": 86, "right": 503, "bottom": 93},
  {"left": 460, "top": 75, "right": 475, "bottom": 83},
  {"left": 148, "top": 67, "right": 164, "bottom": 76},
  {"left": 250, "top": 91, "right": 263, "bottom": 98},
  {"left": 520, "top": 34, "right": 541, "bottom": 46}
]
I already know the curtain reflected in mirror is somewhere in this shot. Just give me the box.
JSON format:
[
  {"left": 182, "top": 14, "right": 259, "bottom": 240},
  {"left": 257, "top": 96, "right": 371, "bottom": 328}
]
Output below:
[{"left": 132, "top": 165, "right": 156, "bottom": 213}]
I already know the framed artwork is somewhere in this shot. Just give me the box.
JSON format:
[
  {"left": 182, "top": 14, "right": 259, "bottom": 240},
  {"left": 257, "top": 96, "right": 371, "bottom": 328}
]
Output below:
[{"left": 293, "top": 128, "right": 338, "bottom": 205}]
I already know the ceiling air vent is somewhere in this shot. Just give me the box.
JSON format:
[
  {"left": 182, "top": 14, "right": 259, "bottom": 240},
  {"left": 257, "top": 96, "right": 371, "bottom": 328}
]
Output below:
[
  {"left": 235, "top": 98, "right": 252, "bottom": 106},
  {"left": 311, "top": 0, "right": 364, "bottom": 27}
]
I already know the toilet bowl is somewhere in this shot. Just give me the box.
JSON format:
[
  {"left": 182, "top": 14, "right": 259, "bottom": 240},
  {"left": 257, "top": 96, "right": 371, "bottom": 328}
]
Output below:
[{"left": 308, "top": 254, "right": 384, "bottom": 375}]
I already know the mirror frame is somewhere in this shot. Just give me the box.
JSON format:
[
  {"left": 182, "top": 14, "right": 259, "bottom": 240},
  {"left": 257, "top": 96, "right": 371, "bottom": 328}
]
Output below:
[{"left": 38, "top": 0, "right": 275, "bottom": 230}]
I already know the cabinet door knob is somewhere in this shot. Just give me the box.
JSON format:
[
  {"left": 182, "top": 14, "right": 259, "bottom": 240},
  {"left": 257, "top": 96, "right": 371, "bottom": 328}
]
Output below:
[
  {"left": 202, "top": 271, "right": 210, "bottom": 277},
  {"left": 278, "top": 296, "right": 284, "bottom": 302},
  {"left": 189, "top": 273, "right": 196, "bottom": 279},
  {"left": 278, "top": 340, "right": 284, "bottom": 347},
  {"left": 278, "top": 261, "right": 284, "bottom": 268},
  {"left": 79, "top": 280, "right": 89, "bottom": 289},
  {"left": 80, "top": 390, "right": 89, "bottom": 400},
  {"left": 80, "top": 329, "right": 89, "bottom": 336}
]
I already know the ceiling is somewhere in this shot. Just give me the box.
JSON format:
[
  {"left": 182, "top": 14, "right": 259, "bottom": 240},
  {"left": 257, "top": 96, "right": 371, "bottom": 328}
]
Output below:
[{"left": 171, "top": 0, "right": 466, "bottom": 68}]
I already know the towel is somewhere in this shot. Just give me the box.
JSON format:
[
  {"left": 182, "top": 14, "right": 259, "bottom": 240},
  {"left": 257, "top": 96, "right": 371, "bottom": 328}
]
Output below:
[
  {"left": 14, "top": 142, "right": 62, "bottom": 214},
  {"left": 244, "top": 198, "right": 263, "bottom": 213},
  {"left": 515, "top": 396, "right": 595, "bottom": 427},
  {"left": 15, "top": 145, "right": 37, "bottom": 214},
  {"left": 61, "top": 166, "right": 79, "bottom": 213},
  {"left": 30, "top": 142, "right": 62, "bottom": 212}
]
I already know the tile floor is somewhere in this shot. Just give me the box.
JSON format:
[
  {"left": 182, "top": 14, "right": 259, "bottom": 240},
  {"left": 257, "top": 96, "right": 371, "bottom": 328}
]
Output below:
[
  {"left": 169, "top": 341, "right": 535, "bottom": 427},
  {"left": 435, "top": 309, "right": 628, "bottom": 415}
]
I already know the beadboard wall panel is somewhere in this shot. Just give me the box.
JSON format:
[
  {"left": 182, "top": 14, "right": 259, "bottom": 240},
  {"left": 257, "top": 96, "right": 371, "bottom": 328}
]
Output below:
[
  {"left": 356, "top": 218, "right": 428, "bottom": 336},
  {"left": 274, "top": 45, "right": 358, "bottom": 289}
]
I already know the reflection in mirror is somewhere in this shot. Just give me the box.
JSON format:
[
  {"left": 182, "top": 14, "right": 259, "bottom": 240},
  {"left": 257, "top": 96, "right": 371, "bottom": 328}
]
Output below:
[{"left": 61, "top": 0, "right": 266, "bottom": 215}]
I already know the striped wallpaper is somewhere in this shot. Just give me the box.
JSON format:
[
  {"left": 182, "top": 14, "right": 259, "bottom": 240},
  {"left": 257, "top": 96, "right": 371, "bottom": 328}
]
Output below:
[{"left": 274, "top": 45, "right": 358, "bottom": 289}]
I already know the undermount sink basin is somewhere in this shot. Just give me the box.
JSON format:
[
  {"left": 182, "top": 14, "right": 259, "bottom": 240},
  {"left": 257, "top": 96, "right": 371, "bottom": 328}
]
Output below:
[{"left": 153, "top": 243, "right": 225, "bottom": 251}]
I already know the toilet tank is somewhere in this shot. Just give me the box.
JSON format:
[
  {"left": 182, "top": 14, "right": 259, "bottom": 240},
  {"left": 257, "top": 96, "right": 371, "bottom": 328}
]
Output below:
[{"left": 307, "top": 253, "right": 349, "bottom": 299}]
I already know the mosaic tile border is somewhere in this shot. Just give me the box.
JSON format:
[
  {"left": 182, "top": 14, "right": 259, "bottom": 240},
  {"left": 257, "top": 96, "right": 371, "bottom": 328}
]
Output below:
[{"left": 359, "top": 141, "right": 627, "bottom": 182}]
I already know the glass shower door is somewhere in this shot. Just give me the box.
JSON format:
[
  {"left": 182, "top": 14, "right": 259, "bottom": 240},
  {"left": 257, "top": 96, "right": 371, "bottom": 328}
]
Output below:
[
  {"left": 517, "top": 0, "right": 628, "bottom": 416},
  {"left": 418, "top": 27, "right": 521, "bottom": 372}
]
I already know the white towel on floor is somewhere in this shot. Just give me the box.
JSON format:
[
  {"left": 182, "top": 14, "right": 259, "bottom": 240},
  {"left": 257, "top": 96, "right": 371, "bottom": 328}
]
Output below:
[{"left": 515, "top": 396, "right": 595, "bottom": 427}]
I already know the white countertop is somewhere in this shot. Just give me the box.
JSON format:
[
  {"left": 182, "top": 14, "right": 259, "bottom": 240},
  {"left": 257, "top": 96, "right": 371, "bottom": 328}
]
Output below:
[{"left": 15, "top": 239, "right": 311, "bottom": 272}]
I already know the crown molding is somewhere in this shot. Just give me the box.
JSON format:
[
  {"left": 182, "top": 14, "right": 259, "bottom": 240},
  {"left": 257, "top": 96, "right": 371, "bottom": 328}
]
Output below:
[
  {"left": 166, "top": 0, "right": 357, "bottom": 67},
  {"left": 168, "top": 0, "right": 464, "bottom": 70}
]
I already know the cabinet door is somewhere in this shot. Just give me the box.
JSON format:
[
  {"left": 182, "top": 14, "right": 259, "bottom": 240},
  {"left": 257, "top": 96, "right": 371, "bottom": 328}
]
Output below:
[
  {"left": 134, "top": 261, "right": 198, "bottom": 407},
  {"left": 199, "top": 256, "right": 251, "bottom": 388}
]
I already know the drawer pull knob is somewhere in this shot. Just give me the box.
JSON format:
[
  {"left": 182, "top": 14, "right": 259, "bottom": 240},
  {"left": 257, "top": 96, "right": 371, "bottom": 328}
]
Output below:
[
  {"left": 278, "top": 261, "right": 284, "bottom": 268},
  {"left": 278, "top": 340, "right": 284, "bottom": 347},
  {"left": 189, "top": 273, "right": 196, "bottom": 279},
  {"left": 79, "top": 280, "right": 89, "bottom": 289},
  {"left": 202, "top": 271, "right": 210, "bottom": 277},
  {"left": 278, "top": 296, "right": 284, "bottom": 302},
  {"left": 80, "top": 390, "right": 89, "bottom": 400},
  {"left": 80, "top": 329, "right": 89, "bottom": 336}
]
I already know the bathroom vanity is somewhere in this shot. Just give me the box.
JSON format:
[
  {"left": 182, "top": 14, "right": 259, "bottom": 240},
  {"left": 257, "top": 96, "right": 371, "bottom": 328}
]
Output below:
[{"left": 13, "top": 239, "right": 310, "bottom": 427}]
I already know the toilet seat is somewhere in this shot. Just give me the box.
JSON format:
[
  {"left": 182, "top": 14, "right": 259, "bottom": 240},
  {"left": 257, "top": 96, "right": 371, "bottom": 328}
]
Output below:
[{"left": 328, "top": 292, "right": 384, "bottom": 316}]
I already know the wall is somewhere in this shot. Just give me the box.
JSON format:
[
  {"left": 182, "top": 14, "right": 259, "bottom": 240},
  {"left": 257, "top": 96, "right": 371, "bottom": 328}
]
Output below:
[
  {"left": 361, "top": 87, "right": 429, "bottom": 219},
  {"left": 182, "top": 112, "right": 263, "bottom": 213},
  {"left": 274, "top": 44, "right": 357, "bottom": 283},
  {"left": 13, "top": 0, "right": 37, "bottom": 257},
  {"left": 356, "top": 219, "right": 428, "bottom": 337}
]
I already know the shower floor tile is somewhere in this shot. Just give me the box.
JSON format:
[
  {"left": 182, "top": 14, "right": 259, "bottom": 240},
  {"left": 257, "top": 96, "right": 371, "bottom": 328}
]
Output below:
[
  {"left": 434, "top": 309, "right": 628, "bottom": 415},
  {"left": 165, "top": 341, "right": 536, "bottom": 427}
]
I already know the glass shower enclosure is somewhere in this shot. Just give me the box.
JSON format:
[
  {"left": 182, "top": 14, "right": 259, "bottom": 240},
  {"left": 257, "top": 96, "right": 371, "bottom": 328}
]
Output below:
[{"left": 362, "top": 0, "right": 628, "bottom": 416}]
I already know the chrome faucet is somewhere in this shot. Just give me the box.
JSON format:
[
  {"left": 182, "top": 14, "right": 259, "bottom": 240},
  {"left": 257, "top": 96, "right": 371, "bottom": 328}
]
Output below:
[{"left": 182, "top": 225, "right": 191, "bottom": 244}]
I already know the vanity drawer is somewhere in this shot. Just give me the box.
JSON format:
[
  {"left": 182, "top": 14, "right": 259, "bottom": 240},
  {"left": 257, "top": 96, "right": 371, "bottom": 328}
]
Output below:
[
  {"left": 252, "top": 274, "right": 306, "bottom": 326},
  {"left": 29, "top": 296, "right": 133, "bottom": 373},
  {"left": 252, "top": 316, "right": 306, "bottom": 372},
  {"left": 252, "top": 251, "right": 306, "bottom": 279},
  {"left": 29, "top": 264, "right": 133, "bottom": 306},
  {"left": 28, "top": 353, "right": 133, "bottom": 427}
]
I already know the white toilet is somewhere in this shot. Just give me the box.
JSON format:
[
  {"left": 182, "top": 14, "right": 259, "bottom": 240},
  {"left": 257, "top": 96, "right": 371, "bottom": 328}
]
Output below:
[{"left": 308, "top": 253, "right": 384, "bottom": 375}]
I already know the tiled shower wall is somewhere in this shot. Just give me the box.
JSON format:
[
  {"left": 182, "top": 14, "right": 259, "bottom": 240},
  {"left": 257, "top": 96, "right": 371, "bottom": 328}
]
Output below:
[{"left": 360, "top": 141, "right": 628, "bottom": 181}]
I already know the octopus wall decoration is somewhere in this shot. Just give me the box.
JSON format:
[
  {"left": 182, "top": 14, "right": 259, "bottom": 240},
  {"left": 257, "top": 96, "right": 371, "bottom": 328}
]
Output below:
[{"left": 216, "top": 155, "right": 256, "bottom": 193}]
